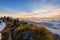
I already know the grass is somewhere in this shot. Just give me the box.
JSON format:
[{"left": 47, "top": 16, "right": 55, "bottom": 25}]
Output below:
[{"left": 2, "top": 20, "right": 54, "bottom": 40}]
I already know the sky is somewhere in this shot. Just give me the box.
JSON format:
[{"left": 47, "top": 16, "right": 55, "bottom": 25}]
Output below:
[{"left": 0, "top": 0, "right": 60, "bottom": 18}]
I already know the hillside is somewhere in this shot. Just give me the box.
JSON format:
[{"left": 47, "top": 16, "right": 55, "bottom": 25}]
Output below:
[{"left": 1, "top": 17, "right": 54, "bottom": 40}]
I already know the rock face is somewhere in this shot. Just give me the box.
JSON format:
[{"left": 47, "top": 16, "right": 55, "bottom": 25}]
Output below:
[{"left": 23, "top": 30, "right": 34, "bottom": 40}]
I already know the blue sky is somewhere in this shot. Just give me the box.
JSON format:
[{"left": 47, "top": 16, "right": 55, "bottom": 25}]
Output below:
[
  {"left": 0, "top": 0, "right": 60, "bottom": 18},
  {"left": 0, "top": 0, "right": 40, "bottom": 12}
]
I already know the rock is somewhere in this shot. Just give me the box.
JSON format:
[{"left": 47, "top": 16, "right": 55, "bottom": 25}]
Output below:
[
  {"left": 23, "top": 30, "right": 34, "bottom": 40},
  {"left": 53, "top": 34, "right": 60, "bottom": 40}
]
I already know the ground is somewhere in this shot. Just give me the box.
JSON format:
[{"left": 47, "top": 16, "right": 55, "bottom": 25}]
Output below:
[{"left": 2, "top": 20, "right": 54, "bottom": 40}]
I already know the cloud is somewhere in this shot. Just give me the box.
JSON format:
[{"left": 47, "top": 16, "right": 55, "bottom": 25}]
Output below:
[
  {"left": 0, "top": 1, "right": 60, "bottom": 18},
  {"left": 3, "top": 8, "right": 17, "bottom": 12},
  {"left": 0, "top": 7, "right": 18, "bottom": 13},
  {"left": 0, "top": 4, "right": 60, "bottom": 18}
]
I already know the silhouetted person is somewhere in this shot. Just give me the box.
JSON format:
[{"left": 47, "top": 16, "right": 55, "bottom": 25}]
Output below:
[
  {"left": 6, "top": 16, "right": 10, "bottom": 22},
  {"left": 4, "top": 16, "right": 6, "bottom": 19},
  {"left": 11, "top": 19, "right": 19, "bottom": 31},
  {"left": 3, "top": 16, "right": 6, "bottom": 22}
]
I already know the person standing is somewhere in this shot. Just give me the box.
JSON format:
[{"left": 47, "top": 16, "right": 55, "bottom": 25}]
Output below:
[{"left": 0, "top": 20, "right": 6, "bottom": 40}]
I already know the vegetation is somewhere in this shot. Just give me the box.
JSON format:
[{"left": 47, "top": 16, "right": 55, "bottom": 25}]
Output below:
[{"left": 1, "top": 17, "right": 54, "bottom": 40}]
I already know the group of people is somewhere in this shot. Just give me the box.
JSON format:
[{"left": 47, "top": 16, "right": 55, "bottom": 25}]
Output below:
[
  {"left": 0, "top": 16, "right": 14, "bottom": 33},
  {"left": 0, "top": 16, "right": 13, "bottom": 22},
  {"left": 0, "top": 16, "right": 19, "bottom": 40},
  {"left": 0, "top": 16, "right": 6, "bottom": 40},
  {"left": 0, "top": 16, "right": 34, "bottom": 40}
]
